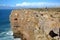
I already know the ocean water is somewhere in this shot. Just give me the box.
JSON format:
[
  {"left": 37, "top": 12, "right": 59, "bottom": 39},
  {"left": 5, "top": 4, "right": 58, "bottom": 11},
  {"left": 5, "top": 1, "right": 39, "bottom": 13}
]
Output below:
[{"left": 0, "top": 9, "right": 21, "bottom": 40}]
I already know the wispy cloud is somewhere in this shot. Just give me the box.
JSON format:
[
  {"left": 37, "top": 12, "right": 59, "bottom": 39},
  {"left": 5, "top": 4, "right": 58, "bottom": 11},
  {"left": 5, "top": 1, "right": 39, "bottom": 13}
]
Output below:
[
  {"left": 16, "top": 2, "right": 60, "bottom": 7},
  {"left": 0, "top": 2, "right": 60, "bottom": 8},
  {"left": 0, "top": 4, "right": 15, "bottom": 7},
  {"left": 16, "top": 2, "right": 45, "bottom": 6},
  {"left": 0, "top": 4, "right": 7, "bottom": 6}
]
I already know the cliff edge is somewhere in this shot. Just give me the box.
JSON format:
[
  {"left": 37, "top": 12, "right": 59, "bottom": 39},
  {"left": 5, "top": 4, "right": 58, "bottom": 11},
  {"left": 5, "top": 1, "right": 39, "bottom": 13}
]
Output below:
[{"left": 9, "top": 8, "right": 60, "bottom": 40}]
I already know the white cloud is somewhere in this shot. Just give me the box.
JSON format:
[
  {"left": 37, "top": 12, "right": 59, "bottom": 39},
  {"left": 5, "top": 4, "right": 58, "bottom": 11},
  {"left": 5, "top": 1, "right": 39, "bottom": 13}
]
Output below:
[
  {"left": 16, "top": 2, "right": 46, "bottom": 6},
  {"left": 0, "top": 2, "right": 60, "bottom": 8},
  {"left": 16, "top": 2, "right": 60, "bottom": 7}
]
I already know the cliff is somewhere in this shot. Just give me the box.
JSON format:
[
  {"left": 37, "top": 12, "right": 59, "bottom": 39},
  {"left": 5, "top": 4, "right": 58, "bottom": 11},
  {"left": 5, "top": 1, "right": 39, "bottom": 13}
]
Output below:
[{"left": 9, "top": 8, "right": 60, "bottom": 40}]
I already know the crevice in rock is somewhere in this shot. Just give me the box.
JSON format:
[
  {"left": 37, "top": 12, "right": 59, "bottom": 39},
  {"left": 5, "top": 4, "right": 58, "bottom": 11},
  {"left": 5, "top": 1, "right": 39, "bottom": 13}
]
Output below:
[
  {"left": 41, "top": 14, "right": 43, "bottom": 16},
  {"left": 49, "top": 30, "right": 58, "bottom": 38},
  {"left": 14, "top": 18, "right": 18, "bottom": 20}
]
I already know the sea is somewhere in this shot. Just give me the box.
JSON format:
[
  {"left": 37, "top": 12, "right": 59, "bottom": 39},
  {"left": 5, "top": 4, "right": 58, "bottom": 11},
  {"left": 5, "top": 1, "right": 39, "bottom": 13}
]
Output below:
[{"left": 0, "top": 9, "right": 21, "bottom": 40}]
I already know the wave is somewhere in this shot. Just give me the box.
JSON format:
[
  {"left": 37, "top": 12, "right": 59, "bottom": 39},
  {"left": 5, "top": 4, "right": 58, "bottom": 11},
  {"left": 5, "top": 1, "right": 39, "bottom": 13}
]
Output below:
[
  {"left": 0, "top": 30, "right": 14, "bottom": 40},
  {"left": 14, "top": 38, "right": 21, "bottom": 40},
  {"left": 0, "top": 35, "right": 14, "bottom": 40},
  {"left": 0, "top": 30, "right": 13, "bottom": 36},
  {"left": 0, "top": 30, "right": 21, "bottom": 40},
  {"left": 6, "top": 31, "right": 13, "bottom": 35}
]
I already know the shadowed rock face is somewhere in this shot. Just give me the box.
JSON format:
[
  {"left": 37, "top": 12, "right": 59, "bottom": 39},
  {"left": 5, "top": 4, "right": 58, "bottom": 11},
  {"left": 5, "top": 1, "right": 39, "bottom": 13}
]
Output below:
[{"left": 9, "top": 9, "right": 60, "bottom": 40}]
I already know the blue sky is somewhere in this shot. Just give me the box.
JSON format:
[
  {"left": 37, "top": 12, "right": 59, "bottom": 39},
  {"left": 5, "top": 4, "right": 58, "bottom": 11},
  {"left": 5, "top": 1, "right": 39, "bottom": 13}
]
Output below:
[{"left": 0, "top": 0, "right": 60, "bottom": 9}]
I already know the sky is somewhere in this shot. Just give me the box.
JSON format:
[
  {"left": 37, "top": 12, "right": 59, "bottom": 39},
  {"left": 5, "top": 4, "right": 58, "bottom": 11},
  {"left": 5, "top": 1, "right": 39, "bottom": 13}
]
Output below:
[{"left": 0, "top": 0, "right": 60, "bottom": 9}]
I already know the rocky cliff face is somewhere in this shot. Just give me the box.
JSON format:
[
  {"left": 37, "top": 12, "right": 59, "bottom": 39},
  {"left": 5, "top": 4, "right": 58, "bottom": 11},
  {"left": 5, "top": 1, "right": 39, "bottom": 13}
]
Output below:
[{"left": 9, "top": 9, "right": 60, "bottom": 40}]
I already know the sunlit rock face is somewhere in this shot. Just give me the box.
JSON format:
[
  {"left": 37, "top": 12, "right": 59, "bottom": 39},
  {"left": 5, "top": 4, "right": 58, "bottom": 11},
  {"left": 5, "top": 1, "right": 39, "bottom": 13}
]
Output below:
[{"left": 9, "top": 9, "right": 60, "bottom": 40}]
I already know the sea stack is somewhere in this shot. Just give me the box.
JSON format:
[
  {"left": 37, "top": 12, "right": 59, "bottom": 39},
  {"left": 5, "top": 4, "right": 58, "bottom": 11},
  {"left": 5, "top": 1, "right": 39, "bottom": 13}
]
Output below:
[{"left": 9, "top": 9, "right": 60, "bottom": 40}]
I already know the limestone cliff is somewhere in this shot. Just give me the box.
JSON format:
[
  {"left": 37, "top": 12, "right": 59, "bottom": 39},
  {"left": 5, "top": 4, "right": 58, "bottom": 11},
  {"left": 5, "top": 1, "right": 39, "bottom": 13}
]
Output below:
[{"left": 9, "top": 8, "right": 60, "bottom": 40}]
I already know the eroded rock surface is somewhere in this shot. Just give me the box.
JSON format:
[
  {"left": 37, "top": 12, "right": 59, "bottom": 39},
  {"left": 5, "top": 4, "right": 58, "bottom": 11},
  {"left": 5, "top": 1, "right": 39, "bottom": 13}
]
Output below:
[{"left": 10, "top": 9, "right": 60, "bottom": 40}]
